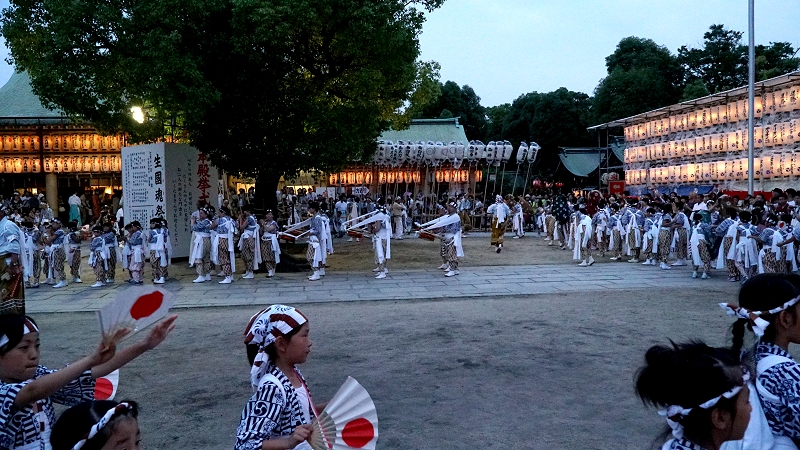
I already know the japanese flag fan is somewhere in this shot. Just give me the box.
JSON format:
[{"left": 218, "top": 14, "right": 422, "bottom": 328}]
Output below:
[
  {"left": 94, "top": 370, "right": 119, "bottom": 401},
  {"left": 309, "top": 377, "right": 378, "bottom": 450},
  {"left": 96, "top": 286, "right": 174, "bottom": 341}
]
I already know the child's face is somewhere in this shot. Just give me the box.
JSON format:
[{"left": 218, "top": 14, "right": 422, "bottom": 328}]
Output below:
[
  {"left": 280, "top": 323, "right": 312, "bottom": 365},
  {"left": 0, "top": 332, "right": 40, "bottom": 383},
  {"left": 100, "top": 416, "right": 141, "bottom": 450},
  {"left": 728, "top": 383, "right": 752, "bottom": 442}
]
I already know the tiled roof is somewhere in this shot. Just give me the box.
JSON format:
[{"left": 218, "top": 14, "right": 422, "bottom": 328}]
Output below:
[
  {"left": 0, "top": 71, "right": 66, "bottom": 121},
  {"left": 379, "top": 118, "right": 469, "bottom": 143}
]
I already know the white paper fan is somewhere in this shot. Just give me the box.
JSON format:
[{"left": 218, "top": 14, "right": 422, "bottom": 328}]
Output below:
[
  {"left": 309, "top": 377, "right": 378, "bottom": 450},
  {"left": 96, "top": 286, "right": 174, "bottom": 340},
  {"left": 94, "top": 369, "right": 119, "bottom": 401}
]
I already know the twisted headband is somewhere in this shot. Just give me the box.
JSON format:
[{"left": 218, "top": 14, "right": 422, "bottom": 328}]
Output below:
[
  {"left": 71, "top": 402, "right": 133, "bottom": 450},
  {"left": 719, "top": 295, "right": 800, "bottom": 337}
]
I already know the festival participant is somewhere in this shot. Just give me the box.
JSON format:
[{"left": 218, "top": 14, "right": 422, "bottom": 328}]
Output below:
[
  {"left": 724, "top": 273, "right": 800, "bottom": 447},
  {"left": 641, "top": 208, "right": 658, "bottom": 266},
  {"left": 190, "top": 208, "right": 213, "bottom": 283},
  {"left": 656, "top": 204, "right": 674, "bottom": 270},
  {"left": 544, "top": 204, "right": 556, "bottom": 245},
  {"left": 486, "top": 195, "right": 510, "bottom": 253},
  {"left": 0, "top": 309, "right": 176, "bottom": 450},
  {"left": 511, "top": 197, "right": 524, "bottom": 239},
  {"left": 101, "top": 223, "right": 119, "bottom": 284},
  {"left": 160, "top": 219, "right": 173, "bottom": 280},
  {"left": 608, "top": 204, "right": 625, "bottom": 261},
  {"left": 346, "top": 197, "right": 360, "bottom": 242},
  {"left": 319, "top": 212, "right": 333, "bottom": 277},
  {"left": 305, "top": 202, "right": 325, "bottom": 281},
  {"left": 715, "top": 208, "right": 741, "bottom": 281},
  {"left": 625, "top": 200, "right": 644, "bottom": 263},
  {"left": 260, "top": 211, "right": 281, "bottom": 278},
  {"left": 237, "top": 305, "right": 320, "bottom": 450},
  {"left": 431, "top": 205, "right": 450, "bottom": 271},
  {"left": 238, "top": 206, "right": 261, "bottom": 280},
  {"left": 577, "top": 207, "right": 594, "bottom": 267},
  {"left": 777, "top": 214, "right": 798, "bottom": 274},
  {"left": 689, "top": 213, "right": 713, "bottom": 279},
  {"left": 735, "top": 211, "right": 759, "bottom": 283},
  {"left": 21, "top": 222, "right": 41, "bottom": 290},
  {"left": 88, "top": 226, "right": 109, "bottom": 288},
  {"left": 121, "top": 221, "right": 145, "bottom": 285},
  {"left": 391, "top": 197, "right": 406, "bottom": 239},
  {"left": 439, "top": 202, "right": 463, "bottom": 277},
  {"left": 65, "top": 222, "right": 83, "bottom": 284},
  {"left": 146, "top": 218, "right": 168, "bottom": 285},
  {"left": 751, "top": 215, "right": 782, "bottom": 274},
  {"left": 211, "top": 206, "right": 236, "bottom": 284},
  {"left": 670, "top": 202, "right": 689, "bottom": 267},
  {"left": 635, "top": 341, "right": 752, "bottom": 450},
  {"left": 0, "top": 205, "right": 26, "bottom": 302},
  {"left": 44, "top": 219, "right": 68, "bottom": 289},
  {"left": 552, "top": 195, "right": 571, "bottom": 250},
  {"left": 50, "top": 400, "right": 141, "bottom": 450}
]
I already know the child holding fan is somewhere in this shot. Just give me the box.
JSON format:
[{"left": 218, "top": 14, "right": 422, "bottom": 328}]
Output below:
[
  {"left": 236, "top": 305, "right": 322, "bottom": 450},
  {"left": 0, "top": 300, "right": 176, "bottom": 450}
]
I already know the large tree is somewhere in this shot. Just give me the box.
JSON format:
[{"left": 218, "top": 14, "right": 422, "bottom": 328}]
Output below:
[
  {"left": 1, "top": 0, "right": 442, "bottom": 208},
  {"left": 678, "top": 24, "right": 800, "bottom": 95},
  {"left": 417, "top": 80, "right": 487, "bottom": 140},
  {"left": 591, "top": 36, "right": 683, "bottom": 125}
]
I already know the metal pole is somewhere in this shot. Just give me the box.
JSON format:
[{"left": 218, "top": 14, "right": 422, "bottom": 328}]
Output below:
[{"left": 747, "top": 0, "right": 755, "bottom": 195}]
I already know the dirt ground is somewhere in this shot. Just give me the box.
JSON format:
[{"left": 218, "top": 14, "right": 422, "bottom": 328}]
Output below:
[{"left": 34, "top": 281, "right": 781, "bottom": 450}]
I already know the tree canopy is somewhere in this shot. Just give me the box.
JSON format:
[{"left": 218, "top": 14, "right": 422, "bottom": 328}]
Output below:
[
  {"left": 1, "top": 0, "right": 443, "bottom": 201},
  {"left": 416, "top": 80, "right": 487, "bottom": 141}
]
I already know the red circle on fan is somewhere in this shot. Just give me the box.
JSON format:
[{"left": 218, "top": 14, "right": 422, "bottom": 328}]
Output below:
[
  {"left": 130, "top": 292, "right": 163, "bottom": 320},
  {"left": 341, "top": 418, "right": 374, "bottom": 448},
  {"left": 95, "top": 377, "right": 114, "bottom": 400}
]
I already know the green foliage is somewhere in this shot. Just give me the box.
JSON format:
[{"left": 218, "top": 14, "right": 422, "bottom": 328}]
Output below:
[
  {"left": 417, "top": 80, "right": 487, "bottom": 140},
  {"left": 681, "top": 79, "right": 711, "bottom": 102},
  {"left": 592, "top": 37, "right": 683, "bottom": 124},
  {"left": 1, "top": 0, "right": 444, "bottom": 185},
  {"left": 678, "top": 24, "right": 800, "bottom": 94},
  {"left": 484, "top": 103, "right": 510, "bottom": 142}
]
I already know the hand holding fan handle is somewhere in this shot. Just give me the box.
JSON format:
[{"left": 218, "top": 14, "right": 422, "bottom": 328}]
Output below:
[{"left": 91, "top": 315, "right": 178, "bottom": 379}]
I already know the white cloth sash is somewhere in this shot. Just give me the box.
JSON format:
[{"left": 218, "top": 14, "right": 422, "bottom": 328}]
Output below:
[
  {"left": 66, "top": 243, "right": 80, "bottom": 267},
  {"left": 149, "top": 232, "right": 168, "bottom": 267},
  {"left": 189, "top": 232, "right": 210, "bottom": 266},
  {"left": 716, "top": 220, "right": 740, "bottom": 269},
  {"left": 212, "top": 230, "right": 236, "bottom": 272},
  {"left": 261, "top": 232, "right": 282, "bottom": 264},
  {"left": 238, "top": 225, "right": 263, "bottom": 270},
  {"left": 690, "top": 225, "right": 706, "bottom": 267}
]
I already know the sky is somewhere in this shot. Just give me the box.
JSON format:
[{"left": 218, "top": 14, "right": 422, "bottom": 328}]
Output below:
[{"left": 1, "top": 0, "right": 799, "bottom": 107}]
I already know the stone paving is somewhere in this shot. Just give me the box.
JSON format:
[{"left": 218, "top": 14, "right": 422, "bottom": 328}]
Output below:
[{"left": 25, "top": 259, "right": 730, "bottom": 313}]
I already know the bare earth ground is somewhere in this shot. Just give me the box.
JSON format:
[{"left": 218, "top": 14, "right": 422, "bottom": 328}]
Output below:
[{"left": 36, "top": 284, "right": 784, "bottom": 450}]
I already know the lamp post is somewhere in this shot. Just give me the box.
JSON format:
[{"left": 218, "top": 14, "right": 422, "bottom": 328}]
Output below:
[{"left": 747, "top": 0, "right": 755, "bottom": 195}]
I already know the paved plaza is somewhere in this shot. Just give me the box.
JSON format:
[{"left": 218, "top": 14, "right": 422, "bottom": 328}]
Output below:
[{"left": 26, "top": 234, "right": 768, "bottom": 449}]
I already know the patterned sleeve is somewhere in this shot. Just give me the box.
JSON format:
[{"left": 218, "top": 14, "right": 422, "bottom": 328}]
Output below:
[
  {"left": 234, "top": 383, "right": 286, "bottom": 450},
  {"left": 0, "top": 379, "right": 32, "bottom": 430},
  {"left": 37, "top": 366, "right": 95, "bottom": 406},
  {"left": 767, "top": 364, "right": 800, "bottom": 423}
]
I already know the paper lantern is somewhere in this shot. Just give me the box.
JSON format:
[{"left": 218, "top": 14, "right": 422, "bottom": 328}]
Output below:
[
  {"left": 788, "top": 119, "right": 798, "bottom": 144},
  {"left": 678, "top": 164, "right": 688, "bottom": 182},
  {"left": 387, "top": 170, "right": 397, "bottom": 184},
  {"left": 346, "top": 172, "right": 356, "bottom": 185},
  {"left": 53, "top": 157, "right": 62, "bottom": 173},
  {"left": 790, "top": 86, "right": 799, "bottom": 111},
  {"left": 100, "top": 156, "right": 109, "bottom": 172},
  {"left": 779, "top": 88, "right": 791, "bottom": 112},
  {"left": 688, "top": 110, "right": 698, "bottom": 129},
  {"left": 355, "top": 172, "right": 364, "bottom": 185},
  {"left": 625, "top": 171, "right": 631, "bottom": 184},
  {"left": 763, "top": 125, "right": 774, "bottom": 147},
  {"left": 364, "top": 172, "right": 373, "bottom": 184},
  {"left": 63, "top": 157, "right": 73, "bottom": 172},
  {"left": 687, "top": 163, "right": 697, "bottom": 182},
  {"left": 761, "top": 156, "right": 773, "bottom": 179},
  {"left": 329, "top": 174, "right": 338, "bottom": 185},
  {"left": 792, "top": 153, "right": 800, "bottom": 177},
  {"left": 443, "top": 170, "right": 452, "bottom": 183},
  {"left": 378, "top": 171, "right": 386, "bottom": 184},
  {"left": 433, "top": 170, "right": 443, "bottom": 183},
  {"left": 474, "top": 171, "right": 482, "bottom": 183},
  {"left": 728, "top": 131, "right": 740, "bottom": 152}
]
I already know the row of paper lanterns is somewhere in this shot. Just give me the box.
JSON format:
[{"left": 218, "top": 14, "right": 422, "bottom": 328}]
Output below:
[
  {"left": 330, "top": 169, "right": 484, "bottom": 185},
  {"left": 0, "top": 156, "right": 125, "bottom": 174},
  {"left": 625, "top": 86, "right": 800, "bottom": 141},
  {"left": 625, "top": 153, "right": 800, "bottom": 185},
  {"left": 0, "top": 134, "right": 123, "bottom": 152},
  {"left": 624, "top": 119, "right": 800, "bottom": 163},
  {"left": 374, "top": 140, "right": 540, "bottom": 167}
]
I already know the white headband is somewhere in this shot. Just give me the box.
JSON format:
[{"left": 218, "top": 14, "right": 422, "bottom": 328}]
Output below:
[
  {"left": 0, "top": 318, "right": 39, "bottom": 349},
  {"left": 71, "top": 402, "right": 133, "bottom": 450},
  {"left": 244, "top": 305, "right": 307, "bottom": 389},
  {"left": 658, "top": 371, "right": 750, "bottom": 439},
  {"left": 719, "top": 295, "right": 800, "bottom": 337}
]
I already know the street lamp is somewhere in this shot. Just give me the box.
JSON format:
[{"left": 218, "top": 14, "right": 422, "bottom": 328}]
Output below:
[{"left": 131, "top": 106, "right": 145, "bottom": 124}]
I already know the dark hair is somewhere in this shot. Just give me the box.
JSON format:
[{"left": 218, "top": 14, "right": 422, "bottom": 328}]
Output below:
[
  {"left": 692, "top": 213, "right": 703, "bottom": 223},
  {"left": 780, "top": 213, "right": 792, "bottom": 224},
  {"left": 674, "top": 201, "right": 684, "bottom": 210},
  {"left": 726, "top": 208, "right": 737, "bottom": 219},
  {"left": 149, "top": 218, "right": 162, "bottom": 228},
  {"left": 646, "top": 207, "right": 656, "bottom": 215},
  {"left": 636, "top": 341, "right": 744, "bottom": 447},
  {"left": 0, "top": 315, "right": 38, "bottom": 355},
  {"left": 738, "top": 211, "right": 751, "bottom": 223},
  {"left": 731, "top": 274, "right": 800, "bottom": 353},
  {"left": 51, "top": 400, "right": 140, "bottom": 450},
  {"left": 219, "top": 206, "right": 231, "bottom": 216},
  {"left": 308, "top": 202, "right": 320, "bottom": 211}
]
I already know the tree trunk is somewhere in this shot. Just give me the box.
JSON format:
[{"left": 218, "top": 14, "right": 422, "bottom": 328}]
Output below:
[{"left": 255, "top": 171, "right": 281, "bottom": 218}]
